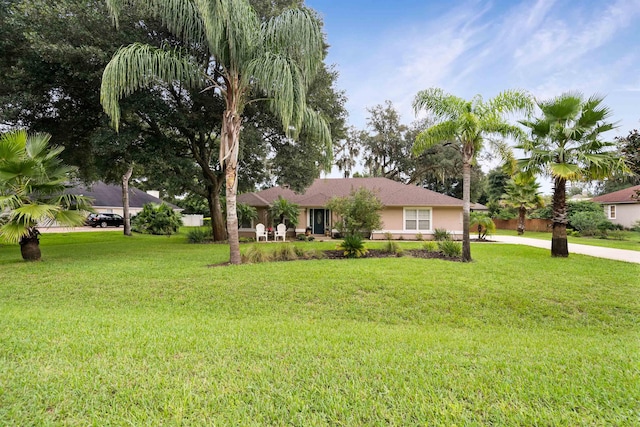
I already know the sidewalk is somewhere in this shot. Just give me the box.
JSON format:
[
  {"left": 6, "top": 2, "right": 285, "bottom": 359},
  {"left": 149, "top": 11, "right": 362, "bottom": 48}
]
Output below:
[{"left": 491, "top": 235, "right": 640, "bottom": 264}]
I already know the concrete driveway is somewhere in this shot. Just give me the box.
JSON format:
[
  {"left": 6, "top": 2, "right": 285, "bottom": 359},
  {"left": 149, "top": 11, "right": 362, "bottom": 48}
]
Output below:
[{"left": 491, "top": 235, "right": 640, "bottom": 264}]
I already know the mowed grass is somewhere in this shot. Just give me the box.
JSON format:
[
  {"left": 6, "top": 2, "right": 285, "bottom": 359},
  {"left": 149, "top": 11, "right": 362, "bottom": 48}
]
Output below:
[
  {"left": 494, "top": 228, "right": 640, "bottom": 251},
  {"left": 1, "top": 231, "right": 639, "bottom": 425}
]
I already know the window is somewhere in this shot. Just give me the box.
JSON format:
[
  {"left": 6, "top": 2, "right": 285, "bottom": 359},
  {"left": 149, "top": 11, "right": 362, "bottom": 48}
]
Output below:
[
  {"left": 404, "top": 208, "right": 431, "bottom": 231},
  {"left": 608, "top": 205, "right": 616, "bottom": 219}
]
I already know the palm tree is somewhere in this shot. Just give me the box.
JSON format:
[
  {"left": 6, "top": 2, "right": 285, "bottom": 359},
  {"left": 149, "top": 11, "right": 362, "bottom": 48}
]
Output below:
[
  {"left": 0, "top": 130, "right": 93, "bottom": 261},
  {"left": 101, "top": 0, "right": 330, "bottom": 264},
  {"left": 469, "top": 212, "right": 496, "bottom": 240},
  {"left": 517, "top": 92, "right": 629, "bottom": 257},
  {"left": 269, "top": 196, "right": 299, "bottom": 228},
  {"left": 500, "top": 173, "right": 544, "bottom": 235},
  {"left": 412, "top": 88, "right": 532, "bottom": 261}
]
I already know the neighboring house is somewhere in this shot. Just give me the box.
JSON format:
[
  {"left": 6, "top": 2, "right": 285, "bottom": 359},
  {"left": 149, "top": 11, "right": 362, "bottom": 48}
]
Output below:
[
  {"left": 66, "top": 181, "right": 182, "bottom": 217},
  {"left": 237, "top": 177, "right": 465, "bottom": 240},
  {"left": 591, "top": 185, "right": 640, "bottom": 229}
]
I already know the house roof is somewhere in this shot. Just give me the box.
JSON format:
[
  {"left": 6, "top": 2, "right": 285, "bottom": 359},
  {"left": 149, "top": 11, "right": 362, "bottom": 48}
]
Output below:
[
  {"left": 66, "top": 181, "right": 180, "bottom": 209},
  {"left": 591, "top": 185, "right": 640, "bottom": 204},
  {"left": 238, "top": 177, "right": 465, "bottom": 208}
]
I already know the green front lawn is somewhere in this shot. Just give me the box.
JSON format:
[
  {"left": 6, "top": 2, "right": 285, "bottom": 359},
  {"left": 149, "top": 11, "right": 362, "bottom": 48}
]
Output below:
[
  {"left": 494, "top": 229, "right": 640, "bottom": 251},
  {"left": 1, "top": 231, "right": 638, "bottom": 425}
]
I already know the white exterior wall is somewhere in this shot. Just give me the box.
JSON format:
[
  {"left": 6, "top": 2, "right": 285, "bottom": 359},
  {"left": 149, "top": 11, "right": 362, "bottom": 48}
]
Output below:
[{"left": 604, "top": 203, "right": 640, "bottom": 229}]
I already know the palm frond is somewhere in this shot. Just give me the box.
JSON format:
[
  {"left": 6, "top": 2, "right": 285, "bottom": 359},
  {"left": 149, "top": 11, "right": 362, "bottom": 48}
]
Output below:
[
  {"left": 261, "top": 8, "right": 324, "bottom": 81},
  {"left": 303, "top": 107, "right": 332, "bottom": 170},
  {"left": 0, "top": 129, "right": 27, "bottom": 162},
  {"left": 412, "top": 121, "right": 459, "bottom": 155},
  {"left": 412, "top": 88, "right": 465, "bottom": 120},
  {"left": 107, "top": 0, "right": 205, "bottom": 46},
  {"left": 0, "top": 221, "right": 31, "bottom": 244},
  {"left": 101, "top": 43, "right": 204, "bottom": 130}
]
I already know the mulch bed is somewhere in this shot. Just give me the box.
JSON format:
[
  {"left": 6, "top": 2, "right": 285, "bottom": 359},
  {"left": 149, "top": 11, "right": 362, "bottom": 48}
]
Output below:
[{"left": 324, "top": 249, "right": 462, "bottom": 262}]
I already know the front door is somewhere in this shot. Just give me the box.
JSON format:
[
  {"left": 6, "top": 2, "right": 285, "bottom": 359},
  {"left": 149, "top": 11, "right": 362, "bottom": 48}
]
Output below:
[{"left": 311, "top": 209, "right": 326, "bottom": 235}]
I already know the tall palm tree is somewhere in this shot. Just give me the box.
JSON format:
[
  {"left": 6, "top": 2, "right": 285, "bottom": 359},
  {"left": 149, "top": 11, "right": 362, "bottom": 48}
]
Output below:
[
  {"left": 412, "top": 88, "right": 532, "bottom": 261},
  {"left": 500, "top": 173, "right": 544, "bottom": 235},
  {"left": 0, "top": 130, "right": 93, "bottom": 261},
  {"left": 101, "top": 0, "right": 330, "bottom": 264},
  {"left": 517, "top": 92, "right": 628, "bottom": 257}
]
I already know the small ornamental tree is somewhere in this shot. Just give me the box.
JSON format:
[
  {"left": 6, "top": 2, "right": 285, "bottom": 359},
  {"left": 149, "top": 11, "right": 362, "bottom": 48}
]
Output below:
[
  {"left": 469, "top": 212, "right": 496, "bottom": 240},
  {"left": 326, "top": 188, "right": 383, "bottom": 237}
]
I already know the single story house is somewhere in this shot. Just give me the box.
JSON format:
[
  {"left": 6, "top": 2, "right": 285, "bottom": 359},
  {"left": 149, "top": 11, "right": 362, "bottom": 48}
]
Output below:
[
  {"left": 591, "top": 184, "right": 640, "bottom": 229},
  {"left": 237, "top": 177, "right": 465, "bottom": 240},
  {"left": 66, "top": 181, "right": 182, "bottom": 217}
]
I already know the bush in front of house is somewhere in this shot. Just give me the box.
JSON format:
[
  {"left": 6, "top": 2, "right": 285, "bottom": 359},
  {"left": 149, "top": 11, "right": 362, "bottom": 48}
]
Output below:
[
  {"left": 132, "top": 203, "right": 182, "bottom": 236},
  {"left": 438, "top": 240, "right": 462, "bottom": 258},
  {"left": 433, "top": 228, "right": 451, "bottom": 241},
  {"left": 337, "top": 234, "right": 368, "bottom": 258}
]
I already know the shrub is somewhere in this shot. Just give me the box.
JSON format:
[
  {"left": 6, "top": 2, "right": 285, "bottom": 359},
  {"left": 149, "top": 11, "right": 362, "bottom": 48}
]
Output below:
[
  {"left": 273, "top": 244, "right": 298, "bottom": 262},
  {"left": 238, "top": 237, "right": 255, "bottom": 243},
  {"left": 186, "top": 227, "right": 212, "bottom": 244},
  {"left": 326, "top": 188, "right": 383, "bottom": 237},
  {"left": 438, "top": 240, "right": 462, "bottom": 258},
  {"left": 569, "top": 211, "right": 613, "bottom": 237},
  {"left": 337, "top": 234, "right": 368, "bottom": 258},
  {"left": 241, "top": 244, "right": 271, "bottom": 264},
  {"left": 415, "top": 233, "right": 424, "bottom": 241},
  {"left": 132, "top": 203, "right": 182, "bottom": 236},
  {"left": 382, "top": 239, "right": 400, "bottom": 254},
  {"left": 433, "top": 228, "right": 451, "bottom": 241},
  {"left": 383, "top": 232, "right": 394, "bottom": 240},
  {"left": 607, "top": 230, "right": 626, "bottom": 241},
  {"left": 423, "top": 241, "right": 439, "bottom": 252}
]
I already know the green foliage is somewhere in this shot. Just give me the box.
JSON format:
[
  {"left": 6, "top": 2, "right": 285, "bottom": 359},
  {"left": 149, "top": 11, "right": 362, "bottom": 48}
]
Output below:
[
  {"left": 237, "top": 202, "right": 258, "bottom": 228},
  {"left": 296, "top": 234, "right": 314, "bottom": 242},
  {"left": 529, "top": 205, "right": 553, "bottom": 219},
  {"left": 415, "top": 232, "right": 424, "bottom": 241},
  {"left": 131, "top": 203, "right": 182, "bottom": 236},
  {"left": 186, "top": 227, "right": 213, "bottom": 244},
  {"left": 470, "top": 212, "right": 496, "bottom": 240},
  {"left": 0, "top": 130, "right": 93, "bottom": 255},
  {"left": 517, "top": 93, "right": 630, "bottom": 256},
  {"left": 241, "top": 244, "right": 271, "bottom": 264},
  {"left": 272, "top": 244, "right": 298, "bottom": 262},
  {"left": 326, "top": 188, "right": 383, "bottom": 237},
  {"left": 438, "top": 240, "right": 462, "bottom": 258},
  {"left": 382, "top": 239, "right": 401, "bottom": 254},
  {"left": 569, "top": 211, "right": 613, "bottom": 237},
  {"left": 337, "top": 234, "right": 368, "bottom": 258},
  {"left": 269, "top": 196, "right": 299, "bottom": 228},
  {"left": 177, "top": 193, "right": 209, "bottom": 215},
  {"left": 423, "top": 241, "right": 439, "bottom": 252},
  {"left": 433, "top": 228, "right": 451, "bottom": 241}
]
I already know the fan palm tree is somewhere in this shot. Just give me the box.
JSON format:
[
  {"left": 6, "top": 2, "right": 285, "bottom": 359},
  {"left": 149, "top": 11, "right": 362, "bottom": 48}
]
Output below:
[
  {"left": 0, "top": 130, "right": 93, "bottom": 261},
  {"left": 101, "top": 0, "right": 330, "bottom": 264},
  {"left": 517, "top": 92, "right": 629, "bottom": 257},
  {"left": 500, "top": 173, "right": 544, "bottom": 235},
  {"left": 412, "top": 88, "right": 532, "bottom": 261}
]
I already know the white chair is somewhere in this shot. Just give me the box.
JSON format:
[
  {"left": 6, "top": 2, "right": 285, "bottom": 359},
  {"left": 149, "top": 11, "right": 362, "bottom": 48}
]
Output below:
[
  {"left": 255, "top": 223, "right": 268, "bottom": 242},
  {"left": 274, "top": 223, "right": 287, "bottom": 241}
]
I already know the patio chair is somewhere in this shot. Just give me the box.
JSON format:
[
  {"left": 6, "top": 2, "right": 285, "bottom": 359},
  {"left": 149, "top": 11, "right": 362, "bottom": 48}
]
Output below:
[
  {"left": 274, "top": 223, "right": 287, "bottom": 242},
  {"left": 255, "top": 223, "right": 268, "bottom": 242}
]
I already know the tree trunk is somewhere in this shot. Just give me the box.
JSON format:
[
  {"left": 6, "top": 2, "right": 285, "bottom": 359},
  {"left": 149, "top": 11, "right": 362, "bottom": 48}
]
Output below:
[
  {"left": 205, "top": 181, "right": 227, "bottom": 241},
  {"left": 517, "top": 206, "right": 526, "bottom": 235},
  {"left": 19, "top": 233, "right": 41, "bottom": 261},
  {"left": 221, "top": 88, "right": 242, "bottom": 265},
  {"left": 551, "top": 177, "right": 569, "bottom": 257},
  {"left": 122, "top": 164, "right": 133, "bottom": 236},
  {"left": 461, "top": 160, "right": 472, "bottom": 262}
]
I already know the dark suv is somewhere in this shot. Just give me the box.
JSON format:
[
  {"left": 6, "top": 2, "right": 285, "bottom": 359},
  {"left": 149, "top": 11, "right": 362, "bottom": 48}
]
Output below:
[{"left": 86, "top": 213, "right": 124, "bottom": 228}]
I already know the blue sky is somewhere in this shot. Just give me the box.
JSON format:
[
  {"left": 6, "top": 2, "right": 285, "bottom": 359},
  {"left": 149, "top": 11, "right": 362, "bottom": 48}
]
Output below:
[{"left": 306, "top": 0, "right": 640, "bottom": 138}]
